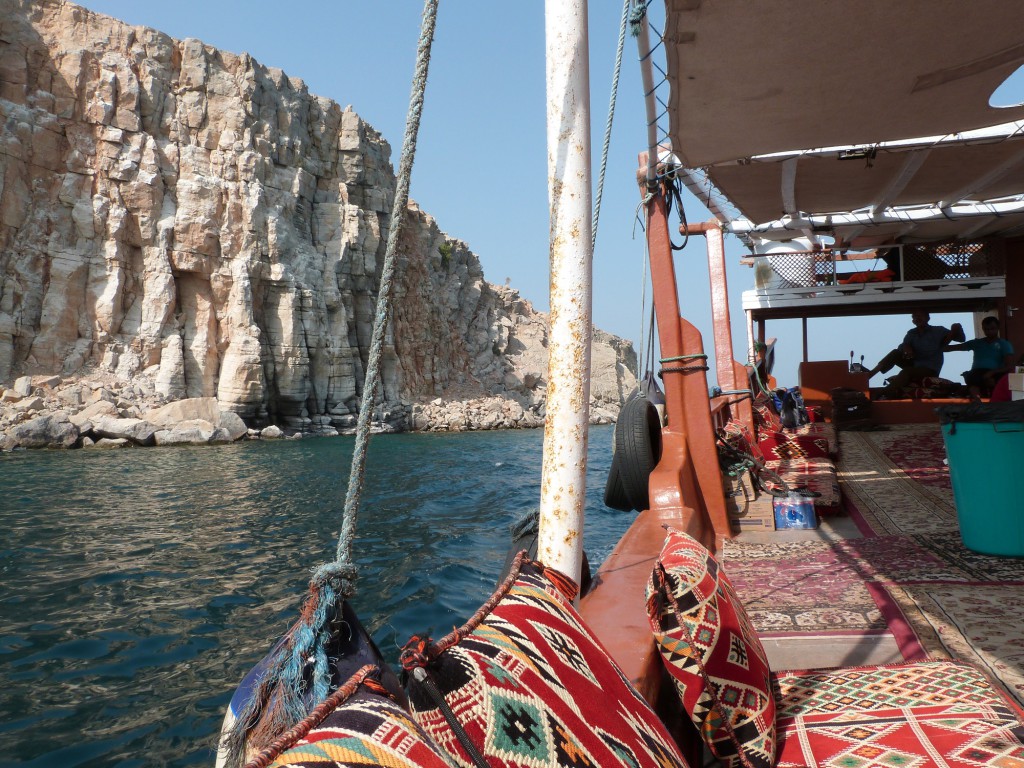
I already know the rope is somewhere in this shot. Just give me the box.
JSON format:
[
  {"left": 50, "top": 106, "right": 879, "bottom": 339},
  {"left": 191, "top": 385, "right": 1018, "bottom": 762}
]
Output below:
[
  {"left": 224, "top": 4, "right": 440, "bottom": 763},
  {"left": 661, "top": 365, "right": 709, "bottom": 374},
  {"left": 660, "top": 353, "right": 707, "bottom": 363},
  {"left": 629, "top": 0, "right": 648, "bottom": 37},
  {"left": 749, "top": 362, "right": 774, "bottom": 397},
  {"left": 592, "top": 0, "right": 632, "bottom": 251},
  {"left": 659, "top": 353, "right": 708, "bottom": 374},
  {"left": 340, "top": 0, "right": 438, "bottom": 575},
  {"left": 636, "top": 199, "right": 654, "bottom": 379}
]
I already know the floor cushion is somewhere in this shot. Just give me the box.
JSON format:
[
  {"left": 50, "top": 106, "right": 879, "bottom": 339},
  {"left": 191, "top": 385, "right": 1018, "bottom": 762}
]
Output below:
[
  {"left": 773, "top": 660, "right": 1024, "bottom": 768},
  {"left": 765, "top": 457, "right": 841, "bottom": 507},
  {"left": 647, "top": 528, "right": 775, "bottom": 768},
  {"left": 400, "top": 552, "right": 689, "bottom": 768},
  {"left": 258, "top": 665, "right": 453, "bottom": 768}
]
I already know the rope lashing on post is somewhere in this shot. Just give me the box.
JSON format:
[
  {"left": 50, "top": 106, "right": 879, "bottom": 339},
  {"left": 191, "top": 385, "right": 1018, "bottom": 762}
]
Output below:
[
  {"left": 628, "top": 0, "right": 648, "bottom": 37},
  {"left": 659, "top": 352, "right": 709, "bottom": 375},
  {"left": 224, "top": 2, "right": 440, "bottom": 761},
  {"left": 712, "top": 389, "right": 753, "bottom": 397}
]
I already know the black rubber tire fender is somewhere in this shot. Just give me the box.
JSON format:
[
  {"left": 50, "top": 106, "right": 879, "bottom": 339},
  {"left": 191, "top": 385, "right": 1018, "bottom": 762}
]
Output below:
[
  {"left": 614, "top": 395, "right": 662, "bottom": 512},
  {"left": 603, "top": 452, "right": 633, "bottom": 511}
]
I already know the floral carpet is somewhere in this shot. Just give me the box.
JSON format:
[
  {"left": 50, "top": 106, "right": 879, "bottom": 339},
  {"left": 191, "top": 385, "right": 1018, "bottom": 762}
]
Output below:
[
  {"left": 836, "top": 427, "right": 957, "bottom": 535},
  {"left": 726, "top": 423, "right": 1024, "bottom": 708},
  {"left": 863, "top": 425, "right": 952, "bottom": 490},
  {"left": 722, "top": 539, "right": 889, "bottom": 634}
]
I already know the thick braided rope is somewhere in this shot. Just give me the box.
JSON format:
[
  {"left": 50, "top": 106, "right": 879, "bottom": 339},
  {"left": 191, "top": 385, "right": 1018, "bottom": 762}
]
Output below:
[
  {"left": 592, "top": 0, "right": 632, "bottom": 251},
  {"left": 225, "top": 6, "right": 440, "bottom": 764},
  {"left": 338, "top": 0, "right": 439, "bottom": 578}
]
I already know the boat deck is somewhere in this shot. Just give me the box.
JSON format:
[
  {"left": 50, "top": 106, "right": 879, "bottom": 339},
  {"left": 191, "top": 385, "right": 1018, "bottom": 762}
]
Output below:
[
  {"left": 727, "top": 423, "right": 1024, "bottom": 709},
  {"left": 582, "top": 422, "right": 1024, "bottom": 716}
]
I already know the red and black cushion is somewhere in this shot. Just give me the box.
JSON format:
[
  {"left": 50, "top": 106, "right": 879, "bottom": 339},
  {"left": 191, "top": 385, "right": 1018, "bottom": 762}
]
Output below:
[
  {"left": 646, "top": 528, "right": 775, "bottom": 768},
  {"left": 773, "top": 660, "right": 1024, "bottom": 768},
  {"left": 401, "top": 553, "right": 690, "bottom": 768}
]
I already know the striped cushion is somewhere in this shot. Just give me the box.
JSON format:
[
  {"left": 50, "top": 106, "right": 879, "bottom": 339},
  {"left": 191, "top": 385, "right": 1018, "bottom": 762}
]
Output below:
[{"left": 266, "top": 667, "right": 452, "bottom": 768}]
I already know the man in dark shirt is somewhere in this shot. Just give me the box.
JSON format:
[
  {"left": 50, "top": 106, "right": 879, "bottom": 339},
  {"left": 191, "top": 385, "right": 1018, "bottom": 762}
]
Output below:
[{"left": 867, "top": 311, "right": 965, "bottom": 399}]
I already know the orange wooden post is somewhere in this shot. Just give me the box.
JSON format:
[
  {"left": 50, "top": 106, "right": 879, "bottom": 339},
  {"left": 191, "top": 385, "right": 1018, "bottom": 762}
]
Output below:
[
  {"left": 644, "top": 180, "right": 732, "bottom": 549},
  {"left": 701, "top": 220, "right": 754, "bottom": 435}
]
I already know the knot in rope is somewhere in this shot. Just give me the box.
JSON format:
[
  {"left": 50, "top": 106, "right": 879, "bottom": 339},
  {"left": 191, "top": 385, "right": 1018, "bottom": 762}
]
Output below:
[
  {"left": 310, "top": 562, "right": 358, "bottom": 597},
  {"left": 399, "top": 635, "right": 433, "bottom": 672},
  {"left": 629, "top": 0, "right": 648, "bottom": 37}
]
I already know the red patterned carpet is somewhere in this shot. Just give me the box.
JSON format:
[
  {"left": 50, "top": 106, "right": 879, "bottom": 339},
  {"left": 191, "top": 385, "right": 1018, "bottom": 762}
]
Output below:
[
  {"left": 864, "top": 426, "right": 951, "bottom": 490},
  {"left": 725, "top": 424, "right": 1024, "bottom": 709},
  {"left": 722, "top": 539, "right": 890, "bottom": 635}
]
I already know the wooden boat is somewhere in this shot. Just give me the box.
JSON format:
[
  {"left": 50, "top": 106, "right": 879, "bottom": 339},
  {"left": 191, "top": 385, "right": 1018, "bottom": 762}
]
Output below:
[
  {"left": 223, "top": 2, "right": 1024, "bottom": 766},
  {"left": 580, "top": 0, "right": 1024, "bottom": 760}
]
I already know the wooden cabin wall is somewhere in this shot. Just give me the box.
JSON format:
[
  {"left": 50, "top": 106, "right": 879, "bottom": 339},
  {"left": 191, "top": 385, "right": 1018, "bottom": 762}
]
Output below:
[{"left": 1002, "top": 237, "right": 1024, "bottom": 359}]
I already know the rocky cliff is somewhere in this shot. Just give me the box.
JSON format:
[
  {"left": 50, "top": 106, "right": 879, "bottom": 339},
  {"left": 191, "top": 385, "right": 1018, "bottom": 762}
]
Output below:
[{"left": 0, "top": 0, "right": 636, "bottom": 435}]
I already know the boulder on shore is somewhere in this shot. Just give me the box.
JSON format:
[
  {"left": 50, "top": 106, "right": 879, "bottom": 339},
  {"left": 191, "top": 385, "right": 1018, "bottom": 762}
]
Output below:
[{"left": 8, "top": 412, "right": 79, "bottom": 449}]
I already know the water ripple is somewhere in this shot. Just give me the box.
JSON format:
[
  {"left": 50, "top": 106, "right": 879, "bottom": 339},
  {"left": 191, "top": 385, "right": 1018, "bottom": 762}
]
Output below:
[{"left": 0, "top": 426, "right": 628, "bottom": 766}]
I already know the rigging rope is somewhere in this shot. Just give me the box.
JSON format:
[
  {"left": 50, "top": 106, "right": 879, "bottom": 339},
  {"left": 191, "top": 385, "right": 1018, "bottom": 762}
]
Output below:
[
  {"left": 592, "top": 0, "right": 632, "bottom": 251},
  {"left": 336, "top": 0, "right": 438, "bottom": 587},
  {"left": 225, "top": 3, "right": 440, "bottom": 761}
]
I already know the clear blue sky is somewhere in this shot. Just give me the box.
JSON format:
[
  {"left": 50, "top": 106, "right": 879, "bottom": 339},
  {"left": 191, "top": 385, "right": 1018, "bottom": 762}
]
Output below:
[{"left": 76, "top": 1, "right": 1017, "bottom": 387}]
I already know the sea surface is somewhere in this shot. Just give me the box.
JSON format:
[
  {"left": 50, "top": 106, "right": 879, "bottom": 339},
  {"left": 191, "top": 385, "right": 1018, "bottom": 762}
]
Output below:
[{"left": 0, "top": 425, "right": 631, "bottom": 767}]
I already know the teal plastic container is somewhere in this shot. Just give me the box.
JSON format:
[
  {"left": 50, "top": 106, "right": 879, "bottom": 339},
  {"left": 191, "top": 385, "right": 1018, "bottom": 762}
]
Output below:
[{"left": 939, "top": 402, "right": 1024, "bottom": 556}]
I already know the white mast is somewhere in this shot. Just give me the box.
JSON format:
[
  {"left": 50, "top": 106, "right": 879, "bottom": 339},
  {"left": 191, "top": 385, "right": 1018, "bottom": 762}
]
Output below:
[{"left": 539, "top": 0, "right": 593, "bottom": 585}]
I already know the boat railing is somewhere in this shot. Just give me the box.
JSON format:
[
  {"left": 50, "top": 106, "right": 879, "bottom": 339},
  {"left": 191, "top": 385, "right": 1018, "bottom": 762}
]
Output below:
[{"left": 742, "top": 240, "right": 1007, "bottom": 312}]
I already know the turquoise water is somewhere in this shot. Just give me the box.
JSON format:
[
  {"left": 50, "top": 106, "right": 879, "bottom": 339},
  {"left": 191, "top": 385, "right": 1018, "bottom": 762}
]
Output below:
[{"left": 0, "top": 426, "right": 630, "bottom": 767}]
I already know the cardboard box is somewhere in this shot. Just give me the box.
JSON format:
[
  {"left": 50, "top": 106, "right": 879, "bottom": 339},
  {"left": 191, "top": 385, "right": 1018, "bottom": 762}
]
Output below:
[
  {"left": 773, "top": 495, "right": 818, "bottom": 529},
  {"left": 1012, "top": 389, "right": 1024, "bottom": 401},
  {"left": 725, "top": 473, "right": 774, "bottom": 531},
  {"left": 1007, "top": 373, "right": 1024, "bottom": 392}
]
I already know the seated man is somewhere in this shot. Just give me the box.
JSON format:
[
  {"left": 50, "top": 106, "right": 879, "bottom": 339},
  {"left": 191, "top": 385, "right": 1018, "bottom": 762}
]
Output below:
[
  {"left": 866, "top": 310, "right": 965, "bottom": 399},
  {"left": 945, "top": 316, "right": 1015, "bottom": 400}
]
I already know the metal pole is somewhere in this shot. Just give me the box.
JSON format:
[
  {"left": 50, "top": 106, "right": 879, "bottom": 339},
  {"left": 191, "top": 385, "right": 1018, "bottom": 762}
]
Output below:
[
  {"left": 635, "top": 9, "right": 659, "bottom": 188},
  {"left": 539, "top": 0, "right": 592, "bottom": 585}
]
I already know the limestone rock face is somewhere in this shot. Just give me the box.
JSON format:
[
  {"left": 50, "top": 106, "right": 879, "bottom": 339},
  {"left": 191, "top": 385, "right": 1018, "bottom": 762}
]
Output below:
[{"left": 0, "top": 0, "right": 637, "bottom": 432}]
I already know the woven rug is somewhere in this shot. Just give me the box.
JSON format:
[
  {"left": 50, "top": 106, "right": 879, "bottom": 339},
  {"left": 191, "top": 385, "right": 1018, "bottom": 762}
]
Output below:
[
  {"left": 831, "top": 428, "right": 1024, "bottom": 710},
  {"left": 863, "top": 425, "right": 951, "bottom": 491},
  {"left": 722, "top": 539, "right": 887, "bottom": 634},
  {"left": 720, "top": 532, "right": 1006, "bottom": 635},
  {"left": 884, "top": 582, "right": 1024, "bottom": 708},
  {"left": 836, "top": 428, "right": 957, "bottom": 536}
]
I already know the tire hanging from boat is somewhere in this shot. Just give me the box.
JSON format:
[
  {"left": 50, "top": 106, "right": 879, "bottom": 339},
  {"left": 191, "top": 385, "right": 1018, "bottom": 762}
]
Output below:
[
  {"left": 603, "top": 453, "right": 634, "bottom": 511},
  {"left": 605, "top": 392, "right": 662, "bottom": 512}
]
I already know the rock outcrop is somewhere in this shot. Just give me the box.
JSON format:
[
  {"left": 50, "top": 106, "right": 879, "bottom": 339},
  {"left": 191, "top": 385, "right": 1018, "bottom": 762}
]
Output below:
[
  {"left": 0, "top": 374, "right": 254, "bottom": 449},
  {"left": 0, "top": 0, "right": 636, "bottom": 442}
]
